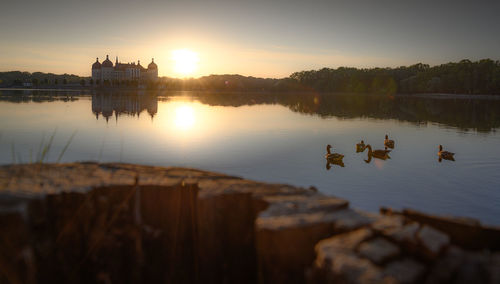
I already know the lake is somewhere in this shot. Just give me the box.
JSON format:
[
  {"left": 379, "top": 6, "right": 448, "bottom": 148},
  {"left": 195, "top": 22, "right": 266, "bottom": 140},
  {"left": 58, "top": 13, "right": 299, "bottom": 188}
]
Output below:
[{"left": 1, "top": 89, "right": 499, "bottom": 225}]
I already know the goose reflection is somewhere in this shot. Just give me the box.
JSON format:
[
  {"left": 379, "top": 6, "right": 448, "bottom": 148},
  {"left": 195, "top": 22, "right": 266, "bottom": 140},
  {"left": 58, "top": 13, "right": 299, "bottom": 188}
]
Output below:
[
  {"left": 384, "top": 134, "right": 395, "bottom": 149},
  {"left": 326, "top": 159, "right": 345, "bottom": 170},
  {"left": 438, "top": 145, "right": 455, "bottom": 162},
  {"left": 364, "top": 144, "right": 391, "bottom": 163}
]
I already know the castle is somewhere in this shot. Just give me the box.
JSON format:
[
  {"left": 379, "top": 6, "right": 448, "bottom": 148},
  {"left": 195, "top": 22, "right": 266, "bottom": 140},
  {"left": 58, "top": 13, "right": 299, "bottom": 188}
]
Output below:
[{"left": 91, "top": 55, "right": 158, "bottom": 82}]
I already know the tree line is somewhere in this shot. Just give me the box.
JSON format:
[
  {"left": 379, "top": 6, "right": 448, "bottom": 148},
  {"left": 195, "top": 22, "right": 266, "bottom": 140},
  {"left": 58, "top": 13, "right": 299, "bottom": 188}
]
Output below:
[
  {"left": 0, "top": 71, "right": 86, "bottom": 87},
  {"left": 289, "top": 59, "right": 500, "bottom": 95},
  {"left": 2, "top": 59, "right": 500, "bottom": 94}
]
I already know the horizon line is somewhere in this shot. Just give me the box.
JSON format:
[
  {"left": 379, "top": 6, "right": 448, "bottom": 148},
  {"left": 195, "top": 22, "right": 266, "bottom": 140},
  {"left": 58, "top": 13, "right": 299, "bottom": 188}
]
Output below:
[{"left": 1, "top": 57, "right": 499, "bottom": 79}]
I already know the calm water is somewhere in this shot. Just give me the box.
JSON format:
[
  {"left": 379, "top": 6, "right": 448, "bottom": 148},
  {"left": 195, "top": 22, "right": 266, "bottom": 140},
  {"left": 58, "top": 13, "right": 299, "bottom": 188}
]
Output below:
[{"left": 1, "top": 89, "right": 500, "bottom": 225}]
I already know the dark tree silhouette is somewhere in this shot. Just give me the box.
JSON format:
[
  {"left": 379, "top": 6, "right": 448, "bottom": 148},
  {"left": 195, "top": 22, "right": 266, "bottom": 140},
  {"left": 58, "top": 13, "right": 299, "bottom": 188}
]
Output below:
[{"left": 0, "top": 59, "right": 499, "bottom": 94}]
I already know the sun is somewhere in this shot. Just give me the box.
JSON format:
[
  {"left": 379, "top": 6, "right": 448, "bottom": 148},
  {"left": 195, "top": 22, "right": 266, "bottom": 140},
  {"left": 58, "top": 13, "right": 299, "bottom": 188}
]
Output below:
[{"left": 172, "top": 49, "right": 199, "bottom": 76}]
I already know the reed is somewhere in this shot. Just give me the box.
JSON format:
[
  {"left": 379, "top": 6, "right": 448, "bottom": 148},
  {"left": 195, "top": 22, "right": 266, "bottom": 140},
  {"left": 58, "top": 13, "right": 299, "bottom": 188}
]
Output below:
[
  {"left": 36, "top": 133, "right": 46, "bottom": 163},
  {"left": 38, "top": 130, "right": 57, "bottom": 163},
  {"left": 97, "top": 133, "right": 106, "bottom": 162},
  {"left": 11, "top": 143, "right": 16, "bottom": 164},
  {"left": 56, "top": 130, "right": 77, "bottom": 163},
  {"left": 119, "top": 135, "right": 124, "bottom": 162}
]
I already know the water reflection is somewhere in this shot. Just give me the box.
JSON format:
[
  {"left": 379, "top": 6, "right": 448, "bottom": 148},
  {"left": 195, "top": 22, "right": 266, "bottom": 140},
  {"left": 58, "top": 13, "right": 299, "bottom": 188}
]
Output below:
[
  {"left": 0, "top": 89, "right": 81, "bottom": 103},
  {"left": 91, "top": 93, "right": 158, "bottom": 122},
  {"left": 1, "top": 90, "right": 500, "bottom": 132},
  {"left": 326, "top": 159, "right": 345, "bottom": 169},
  {"left": 195, "top": 92, "right": 500, "bottom": 133},
  {"left": 174, "top": 105, "right": 195, "bottom": 130}
]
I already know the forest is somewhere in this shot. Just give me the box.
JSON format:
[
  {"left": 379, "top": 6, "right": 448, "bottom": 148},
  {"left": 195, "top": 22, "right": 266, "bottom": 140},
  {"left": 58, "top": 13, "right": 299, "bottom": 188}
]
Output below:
[
  {"left": 1, "top": 59, "right": 499, "bottom": 95},
  {"left": 289, "top": 59, "right": 500, "bottom": 95}
]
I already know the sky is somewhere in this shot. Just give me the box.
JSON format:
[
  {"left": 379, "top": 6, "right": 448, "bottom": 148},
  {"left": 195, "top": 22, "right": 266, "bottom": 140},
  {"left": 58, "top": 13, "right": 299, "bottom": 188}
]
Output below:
[{"left": 1, "top": 0, "right": 499, "bottom": 78}]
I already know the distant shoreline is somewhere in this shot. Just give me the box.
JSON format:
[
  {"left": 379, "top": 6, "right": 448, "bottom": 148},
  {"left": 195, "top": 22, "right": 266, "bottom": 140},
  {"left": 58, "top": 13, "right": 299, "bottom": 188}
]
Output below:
[
  {"left": 3, "top": 59, "right": 500, "bottom": 95},
  {"left": 396, "top": 93, "right": 500, "bottom": 100},
  {"left": 1, "top": 87, "right": 500, "bottom": 99}
]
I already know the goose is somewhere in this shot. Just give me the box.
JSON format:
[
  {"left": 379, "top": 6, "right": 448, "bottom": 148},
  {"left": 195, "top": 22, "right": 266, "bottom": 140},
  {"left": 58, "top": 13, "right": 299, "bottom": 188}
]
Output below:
[
  {"left": 438, "top": 145, "right": 455, "bottom": 161},
  {"left": 325, "top": 144, "right": 344, "bottom": 161},
  {"left": 384, "top": 134, "right": 395, "bottom": 148},
  {"left": 365, "top": 144, "right": 391, "bottom": 160},
  {"left": 356, "top": 140, "right": 366, "bottom": 152}
]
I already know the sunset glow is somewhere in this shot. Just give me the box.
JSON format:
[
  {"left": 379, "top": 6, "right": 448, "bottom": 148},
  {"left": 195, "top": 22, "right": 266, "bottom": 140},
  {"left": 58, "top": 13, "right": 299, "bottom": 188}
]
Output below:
[{"left": 172, "top": 49, "right": 199, "bottom": 76}]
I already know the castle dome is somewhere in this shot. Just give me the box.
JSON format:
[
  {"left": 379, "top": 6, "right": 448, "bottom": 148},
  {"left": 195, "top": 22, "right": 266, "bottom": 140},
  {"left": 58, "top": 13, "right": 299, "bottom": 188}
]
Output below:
[
  {"left": 148, "top": 58, "right": 158, "bottom": 70},
  {"left": 92, "top": 58, "right": 101, "bottom": 69},
  {"left": 102, "top": 55, "right": 113, "bottom": 68}
]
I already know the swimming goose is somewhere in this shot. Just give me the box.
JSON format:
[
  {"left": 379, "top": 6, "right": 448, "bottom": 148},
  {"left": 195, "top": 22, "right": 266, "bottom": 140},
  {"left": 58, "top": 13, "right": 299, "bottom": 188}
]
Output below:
[
  {"left": 365, "top": 144, "right": 391, "bottom": 160},
  {"left": 438, "top": 145, "right": 455, "bottom": 161},
  {"left": 325, "top": 144, "right": 344, "bottom": 161},
  {"left": 384, "top": 134, "right": 395, "bottom": 148},
  {"left": 356, "top": 140, "right": 366, "bottom": 152}
]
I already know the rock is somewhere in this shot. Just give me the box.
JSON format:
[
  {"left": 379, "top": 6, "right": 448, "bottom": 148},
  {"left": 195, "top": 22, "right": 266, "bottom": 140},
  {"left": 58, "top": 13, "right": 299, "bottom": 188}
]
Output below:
[
  {"left": 256, "top": 219, "right": 335, "bottom": 283},
  {"left": 424, "top": 246, "right": 465, "bottom": 284},
  {"left": 329, "top": 209, "right": 376, "bottom": 232},
  {"left": 358, "top": 238, "right": 400, "bottom": 264},
  {"left": 255, "top": 208, "right": 374, "bottom": 283},
  {"left": 416, "top": 225, "right": 450, "bottom": 258},
  {"left": 196, "top": 190, "right": 260, "bottom": 283},
  {"left": 384, "top": 258, "right": 426, "bottom": 284},
  {"left": 453, "top": 251, "right": 490, "bottom": 284},
  {"left": 260, "top": 194, "right": 348, "bottom": 217},
  {"left": 488, "top": 253, "right": 500, "bottom": 284},
  {"left": 371, "top": 215, "right": 405, "bottom": 233},
  {"left": 401, "top": 208, "right": 500, "bottom": 250},
  {"left": 256, "top": 208, "right": 373, "bottom": 234},
  {"left": 316, "top": 228, "right": 374, "bottom": 256},
  {"left": 313, "top": 231, "right": 389, "bottom": 283},
  {"left": 0, "top": 210, "right": 36, "bottom": 284},
  {"left": 326, "top": 252, "right": 386, "bottom": 283},
  {"left": 310, "top": 228, "right": 377, "bottom": 283},
  {"left": 383, "top": 222, "right": 420, "bottom": 249}
]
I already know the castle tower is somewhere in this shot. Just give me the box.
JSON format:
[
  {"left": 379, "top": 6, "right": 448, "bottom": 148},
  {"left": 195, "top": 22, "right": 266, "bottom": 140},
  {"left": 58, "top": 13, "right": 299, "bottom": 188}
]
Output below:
[
  {"left": 147, "top": 58, "right": 158, "bottom": 80},
  {"left": 91, "top": 58, "right": 101, "bottom": 82},
  {"left": 101, "top": 55, "right": 114, "bottom": 81}
]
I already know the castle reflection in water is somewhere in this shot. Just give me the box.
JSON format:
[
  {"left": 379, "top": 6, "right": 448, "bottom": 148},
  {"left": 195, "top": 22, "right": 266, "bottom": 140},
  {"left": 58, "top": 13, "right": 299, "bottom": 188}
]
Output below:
[
  {"left": 91, "top": 93, "right": 157, "bottom": 122},
  {"left": 1, "top": 89, "right": 498, "bottom": 132}
]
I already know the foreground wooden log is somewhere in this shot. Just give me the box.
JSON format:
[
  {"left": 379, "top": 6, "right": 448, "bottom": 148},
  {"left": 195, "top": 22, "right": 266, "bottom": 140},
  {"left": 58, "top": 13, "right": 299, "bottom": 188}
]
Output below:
[{"left": 0, "top": 163, "right": 498, "bottom": 284}]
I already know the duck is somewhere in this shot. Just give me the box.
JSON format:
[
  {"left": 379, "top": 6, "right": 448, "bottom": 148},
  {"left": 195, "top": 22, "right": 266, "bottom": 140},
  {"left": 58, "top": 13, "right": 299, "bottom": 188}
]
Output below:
[
  {"left": 365, "top": 144, "right": 391, "bottom": 160},
  {"left": 356, "top": 140, "right": 366, "bottom": 153},
  {"left": 384, "top": 134, "right": 395, "bottom": 149},
  {"left": 438, "top": 145, "right": 455, "bottom": 161},
  {"left": 325, "top": 144, "right": 344, "bottom": 161}
]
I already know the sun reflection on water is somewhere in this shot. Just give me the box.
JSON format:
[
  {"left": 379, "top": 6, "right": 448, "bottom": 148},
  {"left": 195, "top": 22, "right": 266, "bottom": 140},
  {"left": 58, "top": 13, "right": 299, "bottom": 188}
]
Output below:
[{"left": 174, "top": 105, "right": 195, "bottom": 130}]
